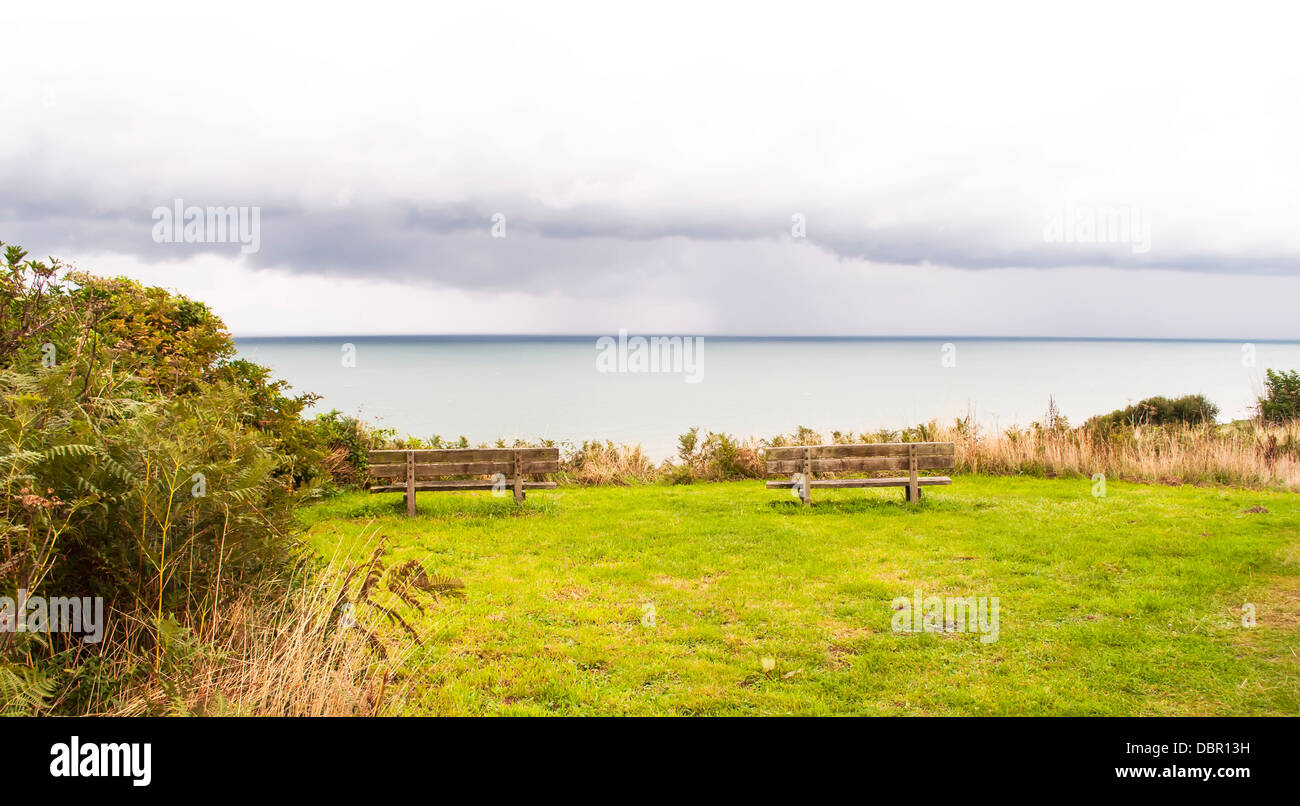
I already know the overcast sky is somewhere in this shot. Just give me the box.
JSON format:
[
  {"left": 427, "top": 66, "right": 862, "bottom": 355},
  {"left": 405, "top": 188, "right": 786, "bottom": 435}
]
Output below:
[{"left": 3, "top": 1, "right": 1298, "bottom": 338}]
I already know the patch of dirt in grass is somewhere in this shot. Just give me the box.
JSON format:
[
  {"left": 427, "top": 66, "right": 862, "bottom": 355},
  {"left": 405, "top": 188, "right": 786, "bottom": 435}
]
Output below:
[
  {"left": 470, "top": 644, "right": 507, "bottom": 661},
  {"left": 546, "top": 585, "right": 589, "bottom": 601},
  {"left": 1228, "top": 573, "right": 1300, "bottom": 667},
  {"left": 1278, "top": 542, "right": 1300, "bottom": 567},
  {"left": 829, "top": 625, "right": 874, "bottom": 641},
  {"left": 651, "top": 573, "right": 726, "bottom": 592},
  {"left": 826, "top": 650, "right": 857, "bottom": 671},
  {"left": 1258, "top": 575, "right": 1300, "bottom": 630},
  {"left": 824, "top": 623, "right": 876, "bottom": 669}
]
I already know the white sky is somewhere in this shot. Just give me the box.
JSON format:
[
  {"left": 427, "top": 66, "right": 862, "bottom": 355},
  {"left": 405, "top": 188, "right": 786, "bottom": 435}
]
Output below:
[{"left": 3, "top": 0, "right": 1298, "bottom": 337}]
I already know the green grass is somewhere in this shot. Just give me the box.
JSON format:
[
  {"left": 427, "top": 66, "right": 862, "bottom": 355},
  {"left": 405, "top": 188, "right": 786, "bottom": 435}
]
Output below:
[{"left": 300, "top": 476, "right": 1299, "bottom": 715}]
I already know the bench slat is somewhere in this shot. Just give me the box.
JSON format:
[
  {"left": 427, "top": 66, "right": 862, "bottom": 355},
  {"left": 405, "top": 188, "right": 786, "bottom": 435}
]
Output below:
[
  {"left": 766, "top": 455, "right": 954, "bottom": 474},
  {"left": 369, "top": 480, "right": 559, "bottom": 494},
  {"left": 764, "top": 476, "right": 952, "bottom": 489},
  {"left": 764, "top": 442, "right": 953, "bottom": 462},
  {"left": 368, "top": 447, "right": 558, "bottom": 463},
  {"left": 369, "top": 460, "right": 560, "bottom": 479}
]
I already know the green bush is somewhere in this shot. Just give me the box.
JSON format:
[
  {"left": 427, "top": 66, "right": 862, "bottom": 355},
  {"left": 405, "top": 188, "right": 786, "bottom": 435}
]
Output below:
[
  {"left": 1, "top": 369, "right": 296, "bottom": 606},
  {"left": 667, "top": 427, "right": 763, "bottom": 482},
  {"left": 0, "top": 239, "right": 330, "bottom": 713},
  {"left": 1258, "top": 369, "right": 1300, "bottom": 423},
  {"left": 1086, "top": 394, "right": 1219, "bottom": 431},
  {"left": 308, "top": 409, "right": 387, "bottom": 488}
]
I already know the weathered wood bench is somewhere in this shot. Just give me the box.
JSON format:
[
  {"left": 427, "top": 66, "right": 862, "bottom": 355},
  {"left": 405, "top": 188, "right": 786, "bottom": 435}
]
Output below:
[
  {"left": 764, "top": 442, "right": 955, "bottom": 505},
  {"left": 367, "top": 447, "right": 560, "bottom": 515}
]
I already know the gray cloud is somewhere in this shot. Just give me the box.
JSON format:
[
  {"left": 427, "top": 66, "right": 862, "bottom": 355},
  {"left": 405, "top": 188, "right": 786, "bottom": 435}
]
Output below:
[{"left": 5, "top": 180, "right": 1300, "bottom": 299}]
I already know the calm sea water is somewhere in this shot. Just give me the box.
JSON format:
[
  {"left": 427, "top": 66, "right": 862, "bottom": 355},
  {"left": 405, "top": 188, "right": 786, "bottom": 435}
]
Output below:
[{"left": 234, "top": 337, "right": 1300, "bottom": 460}]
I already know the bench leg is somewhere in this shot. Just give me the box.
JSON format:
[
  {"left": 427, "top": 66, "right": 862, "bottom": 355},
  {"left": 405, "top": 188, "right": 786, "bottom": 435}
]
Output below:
[
  {"left": 800, "top": 448, "right": 811, "bottom": 506},
  {"left": 511, "top": 448, "right": 525, "bottom": 503},
  {"left": 513, "top": 449, "right": 527, "bottom": 503},
  {"left": 904, "top": 485, "right": 923, "bottom": 502},
  {"left": 405, "top": 450, "right": 416, "bottom": 517},
  {"left": 906, "top": 444, "right": 920, "bottom": 504}
]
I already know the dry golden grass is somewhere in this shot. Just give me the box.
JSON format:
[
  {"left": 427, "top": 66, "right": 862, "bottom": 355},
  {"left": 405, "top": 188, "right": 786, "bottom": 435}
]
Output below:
[
  {"left": 93, "top": 528, "right": 412, "bottom": 717},
  {"left": 564, "top": 419, "right": 1300, "bottom": 491},
  {"left": 945, "top": 420, "right": 1300, "bottom": 491},
  {"left": 561, "top": 440, "right": 658, "bottom": 485}
]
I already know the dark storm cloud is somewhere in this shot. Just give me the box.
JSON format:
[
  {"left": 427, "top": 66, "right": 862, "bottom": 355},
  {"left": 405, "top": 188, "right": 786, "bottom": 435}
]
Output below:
[{"left": 5, "top": 174, "right": 1300, "bottom": 297}]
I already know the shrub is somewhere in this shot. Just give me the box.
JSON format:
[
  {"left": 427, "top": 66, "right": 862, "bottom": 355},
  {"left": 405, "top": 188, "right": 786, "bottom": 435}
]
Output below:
[
  {"left": 0, "top": 238, "right": 380, "bottom": 714},
  {"left": 0, "top": 366, "right": 304, "bottom": 710},
  {"left": 1086, "top": 394, "right": 1219, "bottom": 431},
  {"left": 308, "top": 410, "right": 377, "bottom": 488},
  {"left": 665, "top": 427, "right": 764, "bottom": 482},
  {"left": 1258, "top": 369, "right": 1300, "bottom": 424},
  {"left": 214, "top": 358, "right": 327, "bottom": 488},
  {"left": 61, "top": 272, "right": 234, "bottom": 395}
]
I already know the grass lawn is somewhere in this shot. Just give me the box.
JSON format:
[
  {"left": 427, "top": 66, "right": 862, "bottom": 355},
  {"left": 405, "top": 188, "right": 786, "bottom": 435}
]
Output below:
[{"left": 300, "top": 476, "right": 1299, "bottom": 715}]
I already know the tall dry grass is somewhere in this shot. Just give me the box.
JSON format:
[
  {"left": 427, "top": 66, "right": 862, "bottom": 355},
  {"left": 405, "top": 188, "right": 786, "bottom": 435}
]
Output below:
[
  {"left": 945, "top": 420, "right": 1300, "bottom": 491},
  {"left": 559, "top": 440, "right": 658, "bottom": 485},
  {"left": 100, "top": 578, "right": 381, "bottom": 715},
  {"left": 548, "top": 419, "right": 1300, "bottom": 492},
  {"left": 73, "top": 528, "right": 425, "bottom": 717}
]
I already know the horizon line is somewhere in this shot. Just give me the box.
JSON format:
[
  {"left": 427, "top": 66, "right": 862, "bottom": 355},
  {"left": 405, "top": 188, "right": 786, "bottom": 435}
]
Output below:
[{"left": 231, "top": 333, "right": 1300, "bottom": 344}]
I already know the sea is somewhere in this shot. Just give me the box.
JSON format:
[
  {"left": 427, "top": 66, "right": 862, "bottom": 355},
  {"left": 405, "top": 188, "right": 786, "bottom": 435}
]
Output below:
[{"left": 233, "top": 336, "right": 1300, "bottom": 460}]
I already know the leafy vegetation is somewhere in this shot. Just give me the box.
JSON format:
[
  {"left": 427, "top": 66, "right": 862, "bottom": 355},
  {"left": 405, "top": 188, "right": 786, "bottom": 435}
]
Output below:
[
  {"left": 1085, "top": 394, "right": 1219, "bottom": 431},
  {"left": 0, "top": 240, "right": 395, "bottom": 714},
  {"left": 1259, "top": 369, "right": 1300, "bottom": 424}
]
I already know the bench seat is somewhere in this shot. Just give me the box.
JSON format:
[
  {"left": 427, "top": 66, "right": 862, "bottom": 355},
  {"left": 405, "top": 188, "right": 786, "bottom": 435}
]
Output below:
[{"left": 764, "top": 476, "right": 952, "bottom": 490}]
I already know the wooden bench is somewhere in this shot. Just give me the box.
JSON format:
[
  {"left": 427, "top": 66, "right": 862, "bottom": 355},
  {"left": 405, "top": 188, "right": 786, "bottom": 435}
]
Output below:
[
  {"left": 764, "top": 442, "right": 955, "bottom": 505},
  {"left": 367, "top": 447, "right": 560, "bottom": 515}
]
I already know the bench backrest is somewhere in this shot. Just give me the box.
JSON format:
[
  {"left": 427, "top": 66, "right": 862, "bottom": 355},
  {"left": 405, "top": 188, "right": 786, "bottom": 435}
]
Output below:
[
  {"left": 367, "top": 447, "right": 560, "bottom": 481},
  {"left": 764, "top": 442, "right": 955, "bottom": 476}
]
